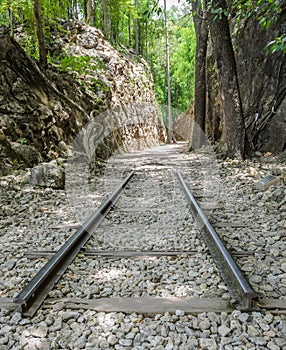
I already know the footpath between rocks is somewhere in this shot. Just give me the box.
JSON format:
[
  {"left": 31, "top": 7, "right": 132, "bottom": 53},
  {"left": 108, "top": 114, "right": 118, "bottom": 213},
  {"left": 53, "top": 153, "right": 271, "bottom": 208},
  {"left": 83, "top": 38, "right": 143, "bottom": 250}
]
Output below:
[{"left": 0, "top": 143, "right": 285, "bottom": 349}]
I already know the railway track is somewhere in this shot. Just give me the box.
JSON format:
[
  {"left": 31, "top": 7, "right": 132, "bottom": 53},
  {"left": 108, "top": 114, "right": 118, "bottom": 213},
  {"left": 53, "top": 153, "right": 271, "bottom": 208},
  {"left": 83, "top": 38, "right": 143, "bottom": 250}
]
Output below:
[{"left": 9, "top": 163, "right": 284, "bottom": 318}]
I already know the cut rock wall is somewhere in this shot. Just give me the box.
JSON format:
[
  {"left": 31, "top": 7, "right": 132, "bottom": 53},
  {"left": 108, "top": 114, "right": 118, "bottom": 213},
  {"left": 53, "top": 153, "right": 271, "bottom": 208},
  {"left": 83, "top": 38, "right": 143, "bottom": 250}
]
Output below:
[
  {"left": 206, "top": 10, "right": 286, "bottom": 154},
  {"left": 0, "top": 21, "right": 165, "bottom": 176}
]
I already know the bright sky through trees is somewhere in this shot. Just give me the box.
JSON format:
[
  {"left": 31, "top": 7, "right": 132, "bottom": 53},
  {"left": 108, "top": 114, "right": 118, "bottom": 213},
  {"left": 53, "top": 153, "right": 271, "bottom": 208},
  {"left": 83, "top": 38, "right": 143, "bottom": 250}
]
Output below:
[{"left": 158, "top": 0, "right": 187, "bottom": 10}]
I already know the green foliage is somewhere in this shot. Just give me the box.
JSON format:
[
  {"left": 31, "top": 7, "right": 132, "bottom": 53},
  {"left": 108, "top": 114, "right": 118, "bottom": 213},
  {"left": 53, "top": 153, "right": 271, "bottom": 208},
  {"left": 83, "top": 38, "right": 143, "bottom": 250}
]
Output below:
[
  {"left": 0, "top": 0, "right": 196, "bottom": 120},
  {"left": 22, "top": 33, "right": 39, "bottom": 58},
  {"left": 51, "top": 53, "right": 110, "bottom": 94},
  {"left": 171, "top": 25, "right": 196, "bottom": 112},
  {"left": 232, "top": 0, "right": 286, "bottom": 53},
  {"left": 52, "top": 54, "right": 106, "bottom": 75},
  {"left": 101, "top": 0, "right": 136, "bottom": 44},
  {"left": 234, "top": 0, "right": 284, "bottom": 27},
  {"left": 0, "top": 0, "right": 34, "bottom": 24},
  {"left": 266, "top": 34, "right": 286, "bottom": 53},
  {"left": 58, "top": 55, "right": 92, "bottom": 73},
  {"left": 19, "top": 138, "right": 27, "bottom": 144},
  {"left": 41, "top": 0, "right": 73, "bottom": 20},
  {"left": 207, "top": 1, "right": 228, "bottom": 20},
  {"left": 149, "top": 5, "right": 196, "bottom": 119}
]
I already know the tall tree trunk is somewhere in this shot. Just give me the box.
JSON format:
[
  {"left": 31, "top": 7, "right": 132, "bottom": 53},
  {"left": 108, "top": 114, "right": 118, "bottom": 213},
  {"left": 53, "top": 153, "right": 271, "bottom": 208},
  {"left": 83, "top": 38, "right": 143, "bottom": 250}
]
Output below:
[
  {"left": 93, "top": 0, "right": 97, "bottom": 27},
  {"left": 110, "top": 3, "right": 114, "bottom": 42},
  {"left": 33, "top": 0, "right": 47, "bottom": 67},
  {"left": 72, "top": 0, "right": 79, "bottom": 20},
  {"left": 190, "top": 0, "right": 208, "bottom": 150},
  {"left": 164, "top": 0, "right": 174, "bottom": 143},
  {"left": 102, "top": 0, "right": 108, "bottom": 38},
  {"left": 206, "top": 0, "right": 245, "bottom": 158},
  {"left": 134, "top": 0, "right": 139, "bottom": 54},
  {"left": 86, "top": 0, "right": 92, "bottom": 24},
  {"left": 83, "top": 0, "right": 88, "bottom": 20},
  {"left": 145, "top": 21, "right": 148, "bottom": 61},
  {"left": 128, "top": 12, "right": 132, "bottom": 47},
  {"left": 7, "top": 0, "right": 14, "bottom": 36}
]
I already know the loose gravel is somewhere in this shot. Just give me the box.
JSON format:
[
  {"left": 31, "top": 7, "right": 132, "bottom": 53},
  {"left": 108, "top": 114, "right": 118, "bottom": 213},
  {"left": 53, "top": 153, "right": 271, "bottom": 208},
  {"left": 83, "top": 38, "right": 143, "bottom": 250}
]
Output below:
[{"left": 0, "top": 143, "right": 285, "bottom": 349}]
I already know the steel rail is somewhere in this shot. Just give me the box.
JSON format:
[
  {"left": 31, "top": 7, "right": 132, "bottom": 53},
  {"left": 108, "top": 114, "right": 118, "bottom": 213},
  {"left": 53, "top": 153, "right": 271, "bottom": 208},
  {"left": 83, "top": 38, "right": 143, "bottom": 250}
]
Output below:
[
  {"left": 14, "top": 171, "right": 134, "bottom": 317},
  {"left": 177, "top": 171, "right": 258, "bottom": 310}
]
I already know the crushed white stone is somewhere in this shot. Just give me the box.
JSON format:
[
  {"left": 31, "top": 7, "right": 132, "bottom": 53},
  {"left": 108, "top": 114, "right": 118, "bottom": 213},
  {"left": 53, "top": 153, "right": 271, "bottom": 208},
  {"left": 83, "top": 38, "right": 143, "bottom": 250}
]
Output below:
[{"left": 0, "top": 143, "right": 285, "bottom": 349}]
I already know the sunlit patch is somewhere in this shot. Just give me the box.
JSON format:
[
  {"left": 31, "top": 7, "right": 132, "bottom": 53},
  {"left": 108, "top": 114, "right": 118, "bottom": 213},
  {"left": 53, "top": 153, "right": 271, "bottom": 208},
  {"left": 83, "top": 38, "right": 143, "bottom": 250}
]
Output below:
[{"left": 91, "top": 268, "right": 126, "bottom": 281}]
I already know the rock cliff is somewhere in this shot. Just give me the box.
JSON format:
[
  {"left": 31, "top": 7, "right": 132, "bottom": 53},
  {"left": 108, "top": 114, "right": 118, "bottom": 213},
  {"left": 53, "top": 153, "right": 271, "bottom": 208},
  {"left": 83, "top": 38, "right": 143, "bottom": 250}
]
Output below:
[
  {"left": 206, "top": 10, "right": 286, "bottom": 154},
  {"left": 0, "top": 21, "right": 165, "bottom": 176}
]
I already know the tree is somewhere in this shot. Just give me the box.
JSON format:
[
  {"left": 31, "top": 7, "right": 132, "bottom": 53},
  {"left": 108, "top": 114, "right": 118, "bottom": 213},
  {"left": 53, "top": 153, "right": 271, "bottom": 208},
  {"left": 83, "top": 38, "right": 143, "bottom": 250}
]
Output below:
[
  {"left": 102, "top": 0, "right": 109, "bottom": 38},
  {"left": 233, "top": 0, "right": 286, "bottom": 53},
  {"left": 206, "top": 0, "right": 245, "bottom": 158},
  {"left": 133, "top": 0, "right": 139, "bottom": 53},
  {"left": 190, "top": 0, "right": 208, "bottom": 150},
  {"left": 163, "top": 0, "right": 174, "bottom": 143},
  {"left": 171, "top": 25, "right": 196, "bottom": 112},
  {"left": 86, "top": 0, "right": 93, "bottom": 24},
  {"left": 146, "top": 2, "right": 195, "bottom": 127},
  {"left": 33, "top": 0, "right": 47, "bottom": 67},
  {"left": 7, "top": 0, "right": 13, "bottom": 35}
]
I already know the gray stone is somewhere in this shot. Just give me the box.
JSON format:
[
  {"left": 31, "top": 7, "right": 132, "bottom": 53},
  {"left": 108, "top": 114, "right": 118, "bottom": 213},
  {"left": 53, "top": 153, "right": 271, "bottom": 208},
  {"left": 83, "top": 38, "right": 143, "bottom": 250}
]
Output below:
[
  {"left": 11, "top": 143, "right": 42, "bottom": 167},
  {"left": 107, "top": 334, "right": 118, "bottom": 345},
  {"left": 248, "top": 337, "right": 267, "bottom": 346},
  {"left": 175, "top": 309, "right": 185, "bottom": 317},
  {"left": 267, "top": 341, "right": 280, "bottom": 350},
  {"left": 247, "top": 325, "right": 261, "bottom": 337},
  {"left": 30, "top": 324, "right": 48, "bottom": 338},
  {"left": 10, "top": 312, "right": 22, "bottom": 325},
  {"left": 238, "top": 313, "right": 249, "bottom": 323},
  {"left": 0, "top": 25, "right": 11, "bottom": 59},
  {"left": 30, "top": 161, "right": 65, "bottom": 189},
  {"left": 59, "top": 311, "right": 79, "bottom": 321},
  {"left": 274, "top": 338, "right": 286, "bottom": 348},
  {"left": 165, "top": 342, "right": 174, "bottom": 350},
  {"left": 199, "top": 318, "right": 211, "bottom": 330},
  {"left": 0, "top": 336, "right": 8, "bottom": 345},
  {"left": 118, "top": 338, "right": 132, "bottom": 346},
  {"left": 281, "top": 263, "right": 286, "bottom": 272},
  {"left": 199, "top": 338, "right": 217, "bottom": 350},
  {"left": 218, "top": 324, "right": 231, "bottom": 337}
]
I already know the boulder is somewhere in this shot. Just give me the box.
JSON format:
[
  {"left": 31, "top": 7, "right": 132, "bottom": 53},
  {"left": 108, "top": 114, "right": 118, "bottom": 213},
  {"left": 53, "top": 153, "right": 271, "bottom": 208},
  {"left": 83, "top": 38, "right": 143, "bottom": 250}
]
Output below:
[
  {"left": 11, "top": 142, "right": 42, "bottom": 167},
  {"left": 30, "top": 161, "right": 65, "bottom": 189}
]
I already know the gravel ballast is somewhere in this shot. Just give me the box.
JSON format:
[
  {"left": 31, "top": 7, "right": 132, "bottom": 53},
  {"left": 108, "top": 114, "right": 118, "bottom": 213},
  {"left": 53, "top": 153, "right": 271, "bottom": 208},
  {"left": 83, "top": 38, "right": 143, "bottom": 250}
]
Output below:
[{"left": 0, "top": 143, "right": 285, "bottom": 349}]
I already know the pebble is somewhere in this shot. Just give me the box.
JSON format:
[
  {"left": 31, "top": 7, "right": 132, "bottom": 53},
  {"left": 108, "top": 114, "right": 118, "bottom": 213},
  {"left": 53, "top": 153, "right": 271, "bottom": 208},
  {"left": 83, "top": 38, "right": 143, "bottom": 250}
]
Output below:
[
  {"left": 0, "top": 144, "right": 285, "bottom": 349},
  {"left": 267, "top": 341, "right": 280, "bottom": 350},
  {"left": 218, "top": 324, "right": 231, "bottom": 337},
  {"left": 200, "top": 318, "right": 211, "bottom": 330},
  {"left": 30, "top": 324, "right": 48, "bottom": 338},
  {"left": 247, "top": 325, "right": 261, "bottom": 337}
]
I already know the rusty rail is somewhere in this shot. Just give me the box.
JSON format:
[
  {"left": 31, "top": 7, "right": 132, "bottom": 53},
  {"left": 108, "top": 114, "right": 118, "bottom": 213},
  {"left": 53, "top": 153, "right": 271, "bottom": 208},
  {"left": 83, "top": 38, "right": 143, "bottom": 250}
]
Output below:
[
  {"left": 177, "top": 171, "right": 258, "bottom": 310},
  {"left": 14, "top": 171, "right": 134, "bottom": 317}
]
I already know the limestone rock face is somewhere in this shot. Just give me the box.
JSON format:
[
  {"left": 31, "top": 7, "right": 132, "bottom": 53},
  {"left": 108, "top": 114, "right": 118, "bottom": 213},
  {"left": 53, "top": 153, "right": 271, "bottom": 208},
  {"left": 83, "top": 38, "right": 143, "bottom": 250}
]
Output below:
[
  {"left": 206, "top": 12, "right": 286, "bottom": 154},
  {"left": 54, "top": 21, "right": 166, "bottom": 169},
  {"left": 173, "top": 106, "right": 192, "bottom": 141},
  {"left": 0, "top": 21, "right": 165, "bottom": 175},
  {"left": 235, "top": 15, "right": 286, "bottom": 154},
  {"left": 0, "top": 25, "right": 11, "bottom": 59}
]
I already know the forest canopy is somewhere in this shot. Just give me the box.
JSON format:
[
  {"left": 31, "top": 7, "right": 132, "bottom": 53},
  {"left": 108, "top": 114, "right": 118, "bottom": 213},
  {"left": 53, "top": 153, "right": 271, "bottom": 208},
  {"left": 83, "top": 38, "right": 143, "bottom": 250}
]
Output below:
[
  {"left": 0, "top": 0, "right": 195, "bottom": 118},
  {"left": 0, "top": 0, "right": 284, "bottom": 115}
]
